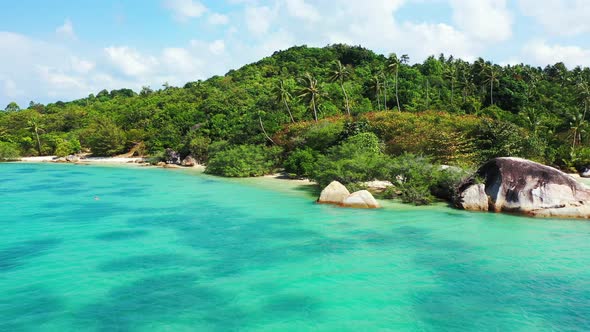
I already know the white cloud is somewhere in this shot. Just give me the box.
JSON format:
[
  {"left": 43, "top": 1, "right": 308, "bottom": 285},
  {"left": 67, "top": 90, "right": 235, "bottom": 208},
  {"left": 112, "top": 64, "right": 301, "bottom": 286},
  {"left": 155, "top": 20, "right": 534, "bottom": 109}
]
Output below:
[
  {"left": 162, "top": 47, "right": 201, "bottom": 73},
  {"left": 208, "top": 13, "right": 229, "bottom": 25},
  {"left": 70, "top": 56, "right": 95, "bottom": 74},
  {"left": 329, "top": 0, "right": 403, "bottom": 41},
  {"left": 163, "top": 0, "right": 207, "bottom": 21},
  {"left": 8, "top": 0, "right": 590, "bottom": 107},
  {"left": 56, "top": 19, "right": 76, "bottom": 39},
  {"left": 259, "top": 29, "right": 295, "bottom": 56},
  {"left": 38, "top": 65, "right": 85, "bottom": 90},
  {"left": 401, "top": 22, "right": 476, "bottom": 61},
  {"left": 1, "top": 78, "right": 24, "bottom": 99},
  {"left": 284, "top": 0, "right": 320, "bottom": 22},
  {"left": 245, "top": 6, "right": 274, "bottom": 35},
  {"left": 104, "top": 46, "right": 158, "bottom": 77},
  {"left": 450, "top": 0, "right": 512, "bottom": 42},
  {"left": 522, "top": 40, "right": 590, "bottom": 67},
  {"left": 519, "top": 0, "right": 590, "bottom": 36},
  {"left": 208, "top": 40, "right": 225, "bottom": 55},
  {"left": 0, "top": 31, "right": 223, "bottom": 105},
  {"left": 253, "top": 0, "right": 476, "bottom": 62},
  {"left": 0, "top": 32, "right": 84, "bottom": 102}
]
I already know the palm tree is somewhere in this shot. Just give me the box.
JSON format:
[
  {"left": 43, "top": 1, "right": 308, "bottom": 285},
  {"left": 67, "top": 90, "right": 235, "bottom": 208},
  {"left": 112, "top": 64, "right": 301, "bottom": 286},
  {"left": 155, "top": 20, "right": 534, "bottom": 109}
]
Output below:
[
  {"left": 523, "top": 67, "right": 540, "bottom": 104},
  {"left": 425, "top": 78, "right": 430, "bottom": 109},
  {"left": 480, "top": 63, "right": 500, "bottom": 105},
  {"left": 386, "top": 54, "right": 401, "bottom": 111},
  {"left": 570, "top": 112, "right": 587, "bottom": 149},
  {"left": 258, "top": 112, "right": 276, "bottom": 145},
  {"left": 273, "top": 79, "right": 295, "bottom": 123},
  {"left": 400, "top": 54, "right": 410, "bottom": 64},
  {"left": 457, "top": 63, "right": 475, "bottom": 104},
  {"left": 572, "top": 80, "right": 590, "bottom": 148},
  {"left": 381, "top": 71, "right": 388, "bottom": 110},
  {"left": 329, "top": 60, "right": 351, "bottom": 116},
  {"left": 298, "top": 73, "right": 322, "bottom": 122},
  {"left": 370, "top": 75, "right": 382, "bottom": 111},
  {"left": 444, "top": 63, "right": 457, "bottom": 105},
  {"left": 26, "top": 117, "right": 44, "bottom": 155}
]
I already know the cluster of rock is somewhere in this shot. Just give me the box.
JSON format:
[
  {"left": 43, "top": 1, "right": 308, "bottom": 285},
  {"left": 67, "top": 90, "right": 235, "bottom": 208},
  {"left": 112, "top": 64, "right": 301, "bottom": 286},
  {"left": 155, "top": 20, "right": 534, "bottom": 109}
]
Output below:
[
  {"left": 164, "top": 148, "right": 181, "bottom": 165},
  {"left": 455, "top": 157, "right": 590, "bottom": 218},
  {"left": 155, "top": 149, "right": 199, "bottom": 168},
  {"left": 360, "top": 180, "right": 394, "bottom": 193},
  {"left": 317, "top": 181, "right": 380, "bottom": 209},
  {"left": 53, "top": 155, "right": 81, "bottom": 163}
]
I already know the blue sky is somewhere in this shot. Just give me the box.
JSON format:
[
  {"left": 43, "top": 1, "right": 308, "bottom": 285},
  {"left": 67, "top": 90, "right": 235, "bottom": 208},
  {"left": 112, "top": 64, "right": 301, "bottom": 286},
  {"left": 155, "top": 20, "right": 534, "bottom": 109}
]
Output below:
[{"left": 2, "top": 0, "right": 590, "bottom": 107}]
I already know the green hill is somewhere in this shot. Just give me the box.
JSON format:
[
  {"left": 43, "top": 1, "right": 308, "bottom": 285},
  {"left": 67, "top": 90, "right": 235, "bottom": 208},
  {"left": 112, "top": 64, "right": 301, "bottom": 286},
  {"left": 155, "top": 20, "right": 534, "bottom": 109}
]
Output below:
[{"left": 1, "top": 43, "right": 589, "bottom": 203}]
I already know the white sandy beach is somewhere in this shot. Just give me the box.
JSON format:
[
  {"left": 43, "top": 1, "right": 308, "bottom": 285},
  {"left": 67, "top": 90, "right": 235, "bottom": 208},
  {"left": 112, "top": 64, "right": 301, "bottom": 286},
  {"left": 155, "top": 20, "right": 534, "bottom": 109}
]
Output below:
[
  {"left": 19, "top": 156, "right": 145, "bottom": 164},
  {"left": 17, "top": 156, "right": 208, "bottom": 172}
]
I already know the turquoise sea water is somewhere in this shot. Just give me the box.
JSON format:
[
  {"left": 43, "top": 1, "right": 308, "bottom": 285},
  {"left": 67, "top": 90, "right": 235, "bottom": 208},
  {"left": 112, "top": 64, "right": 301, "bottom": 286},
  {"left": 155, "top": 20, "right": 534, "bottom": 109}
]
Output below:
[{"left": 1, "top": 163, "right": 590, "bottom": 331}]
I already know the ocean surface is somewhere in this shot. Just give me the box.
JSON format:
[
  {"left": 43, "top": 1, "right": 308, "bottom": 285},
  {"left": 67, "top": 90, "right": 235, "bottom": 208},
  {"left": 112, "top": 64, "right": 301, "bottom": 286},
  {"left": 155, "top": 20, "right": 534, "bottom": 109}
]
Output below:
[{"left": 1, "top": 163, "right": 590, "bottom": 331}]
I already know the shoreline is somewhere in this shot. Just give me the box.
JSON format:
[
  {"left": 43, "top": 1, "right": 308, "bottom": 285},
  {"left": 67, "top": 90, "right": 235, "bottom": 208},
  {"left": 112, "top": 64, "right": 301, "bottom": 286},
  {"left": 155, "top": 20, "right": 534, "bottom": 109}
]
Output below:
[
  {"left": 13, "top": 156, "right": 590, "bottom": 213},
  {"left": 18, "top": 156, "right": 146, "bottom": 164}
]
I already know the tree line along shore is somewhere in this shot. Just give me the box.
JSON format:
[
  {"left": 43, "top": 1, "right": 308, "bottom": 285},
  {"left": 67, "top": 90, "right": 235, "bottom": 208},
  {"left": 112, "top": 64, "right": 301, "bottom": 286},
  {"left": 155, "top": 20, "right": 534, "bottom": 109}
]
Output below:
[{"left": 2, "top": 44, "right": 590, "bottom": 206}]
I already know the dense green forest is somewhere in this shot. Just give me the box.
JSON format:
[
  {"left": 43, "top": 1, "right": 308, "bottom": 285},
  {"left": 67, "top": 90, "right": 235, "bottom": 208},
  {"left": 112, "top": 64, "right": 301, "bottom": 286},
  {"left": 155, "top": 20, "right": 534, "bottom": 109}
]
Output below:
[{"left": 2, "top": 44, "right": 590, "bottom": 203}]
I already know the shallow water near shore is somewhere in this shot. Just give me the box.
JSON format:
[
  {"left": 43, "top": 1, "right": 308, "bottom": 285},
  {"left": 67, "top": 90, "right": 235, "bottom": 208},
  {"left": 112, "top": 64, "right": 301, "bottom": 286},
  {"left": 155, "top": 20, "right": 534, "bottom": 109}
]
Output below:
[{"left": 1, "top": 163, "right": 590, "bottom": 331}]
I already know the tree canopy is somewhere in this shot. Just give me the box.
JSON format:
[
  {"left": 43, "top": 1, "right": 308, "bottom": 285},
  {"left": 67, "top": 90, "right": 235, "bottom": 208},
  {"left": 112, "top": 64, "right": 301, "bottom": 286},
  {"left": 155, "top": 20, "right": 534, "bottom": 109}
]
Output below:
[{"left": 1, "top": 43, "right": 589, "bottom": 173}]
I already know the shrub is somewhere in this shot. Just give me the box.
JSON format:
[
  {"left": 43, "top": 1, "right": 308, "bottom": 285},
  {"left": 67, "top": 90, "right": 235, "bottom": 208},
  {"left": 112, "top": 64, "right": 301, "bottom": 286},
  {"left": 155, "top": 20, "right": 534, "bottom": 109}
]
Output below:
[
  {"left": 386, "top": 154, "right": 438, "bottom": 205},
  {"left": 207, "top": 140, "right": 229, "bottom": 156},
  {"left": 284, "top": 147, "right": 317, "bottom": 178},
  {"left": 85, "top": 119, "right": 126, "bottom": 156},
  {"left": 185, "top": 135, "right": 211, "bottom": 163},
  {"left": 308, "top": 132, "right": 390, "bottom": 187},
  {"left": 341, "top": 132, "right": 381, "bottom": 154},
  {"left": 430, "top": 167, "right": 471, "bottom": 201},
  {"left": 383, "top": 154, "right": 468, "bottom": 205},
  {"left": 205, "top": 144, "right": 283, "bottom": 177},
  {"left": 338, "top": 120, "right": 371, "bottom": 142},
  {"left": 54, "top": 139, "right": 72, "bottom": 157},
  {"left": 145, "top": 150, "right": 166, "bottom": 165},
  {"left": 0, "top": 141, "right": 20, "bottom": 160},
  {"left": 560, "top": 146, "right": 590, "bottom": 172},
  {"left": 398, "top": 184, "right": 433, "bottom": 205},
  {"left": 472, "top": 121, "right": 542, "bottom": 163},
  {"left": 365, "top": 111, "right": 482, "bottom": 165},
  {"left": 302, "top": 120, "right": 344, "bottom": 152}
]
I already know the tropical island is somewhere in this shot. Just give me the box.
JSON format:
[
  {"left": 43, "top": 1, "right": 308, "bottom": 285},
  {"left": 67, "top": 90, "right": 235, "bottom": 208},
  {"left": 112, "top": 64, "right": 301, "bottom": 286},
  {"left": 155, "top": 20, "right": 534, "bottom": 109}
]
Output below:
[{"left": 2, "top": 44, "right": 590, "bottom": 214}]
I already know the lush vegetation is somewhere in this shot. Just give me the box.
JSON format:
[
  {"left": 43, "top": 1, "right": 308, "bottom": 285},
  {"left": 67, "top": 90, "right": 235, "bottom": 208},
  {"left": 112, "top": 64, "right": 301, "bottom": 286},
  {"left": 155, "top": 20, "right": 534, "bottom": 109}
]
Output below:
[{"left": 2, "top": 44, "right": 590, "bottom": 203}]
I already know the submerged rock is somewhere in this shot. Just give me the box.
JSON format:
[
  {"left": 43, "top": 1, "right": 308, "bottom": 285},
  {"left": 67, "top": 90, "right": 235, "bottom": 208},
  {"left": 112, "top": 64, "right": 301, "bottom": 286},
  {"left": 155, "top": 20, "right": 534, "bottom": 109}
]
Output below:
[
  {"left": 342, "top": 190, "right": 380, "bottom": 209},
  {"left": 318, "top": 181, "right": 350, "bottom": 205},
  {"left": 456, "top": 157, "right": 590, "bottom": 218},
  {"left": 181, "top": 155, "right": 197, "bottom": 167}
]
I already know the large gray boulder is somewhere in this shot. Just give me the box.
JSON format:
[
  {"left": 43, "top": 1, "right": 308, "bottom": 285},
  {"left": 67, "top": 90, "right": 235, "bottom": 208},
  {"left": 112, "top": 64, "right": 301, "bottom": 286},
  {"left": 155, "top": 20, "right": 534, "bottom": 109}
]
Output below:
[
  {"left": 181, "top": 155, "right": 197, "bottom": 167},
  {"left": 342, "top": 190, "right": 380, "bottom": 209},
  {"left": 455, "top": 157, "right": 590, "bottom": 218},
  {"left": 456, "top": 183, "right": 488, "bottom": 211},
  {"left": 318, "top": 181, "right": 380, "bottom": 209},
  {"left": 318, "top": 181, "right": 350, "bottom": 205}
]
